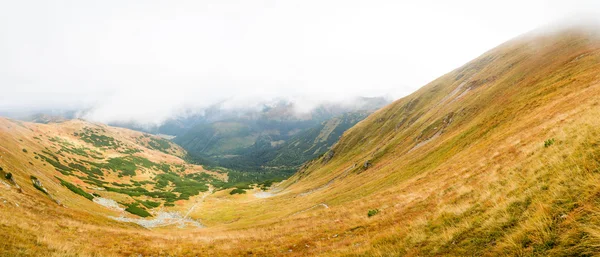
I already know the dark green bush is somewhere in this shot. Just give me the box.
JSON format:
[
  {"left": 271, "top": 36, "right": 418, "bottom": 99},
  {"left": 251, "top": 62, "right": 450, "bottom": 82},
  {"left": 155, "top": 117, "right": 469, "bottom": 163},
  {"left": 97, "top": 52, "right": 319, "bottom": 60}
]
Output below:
[
  {"left": 37, "top": 153, "right": 73, "bottom": 175},
  {"left": 230, "top": 188, "right": 246, "bottom": 195},
  {"left": 105, "top": 158, "right": 137, "bottom": 176},
  {"left": 544, "top": 138, "right": 555, "bottom": 148},
  {"left": 68, "top": 162, "right": 103, "bottom": 176},
  {"left": 139, "top": 200, "right": 161, "bottom": 209},
  {"left": 78, "top": 128, "right": 122, "bottom": 148},
  {"left": 86, "top": 156, "right": 163, "bottom": 177},
  {"left": 125, "top": 204, "right": 152, "bottom": 217},
  {"left": 368, "top": 209, "right": 380, "bottom": 217},
  {"left": 104, "top": 186, "right": 178, "bottom": 202},
  {"left": 154, "top": 172, "right": 209, "bottom": 200},
  {"left": 147, "top": 138, "right": 172, "bottom": 154},
  {"left": 57, "top": 177, "right": 94, "bottom": 200}
]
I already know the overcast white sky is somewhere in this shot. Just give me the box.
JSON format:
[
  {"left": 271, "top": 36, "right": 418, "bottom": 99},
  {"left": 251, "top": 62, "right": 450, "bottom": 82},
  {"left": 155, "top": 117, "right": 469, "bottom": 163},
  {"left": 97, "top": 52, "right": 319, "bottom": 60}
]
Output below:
[{"left": 0, "top": 0, "right": 598, "bottom": 124}]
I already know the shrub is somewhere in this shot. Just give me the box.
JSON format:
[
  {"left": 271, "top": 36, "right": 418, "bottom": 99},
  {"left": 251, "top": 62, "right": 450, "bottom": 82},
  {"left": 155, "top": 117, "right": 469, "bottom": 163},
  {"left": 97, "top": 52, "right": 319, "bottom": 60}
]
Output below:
[
  {"left": 544, "top": 138, "right": 555, "bottom": 148},
  {"left": 87, "top": 156, "right": 163, "bottom": 177},
  {"left": 147, "top": 138, "right": 172, "bottom": 154},
  {"left": 125, "top": 204, "right": 152, "bottom": 217},
  {"left": 59, "top": 146, "right": 91, "bottom": 158},
  {"left": 105, "top": 158, "right": 137, "bottom": 176},
  {"left": 22, "top": 148, "right": 28, "bottom": 153},
  {"left": 230, "top": 182, "right": 253, "bottom": 190},
  {"left": 368, "top": 209, "right": 380, "bottom": 217},
  {"left": 68, "top": 162, "right": 103, "bottom": 176},
  {"left": 5, "top": 172, "right": 12, "bottom": 180},
  {"left": 37, "top": 153, "right": 73, "bottom": 175},
  {"left": 139, "top": 200, "right": 161, "bottom": 209},
  {"left": 154, "top": 172, "right": 209, "bottom": 200},
  {"left": 78, "top": 128, "right": 122, "bottom": 148},
  {"left": 230, "top": 188, "right": 246, "bottom": 195},
  {"left": 57, "top": 177, "right": 94, "bottom": 200}
]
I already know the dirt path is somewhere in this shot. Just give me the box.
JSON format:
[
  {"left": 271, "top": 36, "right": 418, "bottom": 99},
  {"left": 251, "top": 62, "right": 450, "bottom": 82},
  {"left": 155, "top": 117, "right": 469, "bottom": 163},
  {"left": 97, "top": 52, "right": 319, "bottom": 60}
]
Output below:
[
  {"left": 290, "top": 203, "right": 329, "bottom": 216},
  {"left": 253, "top": 181, "right": 286, "bottom": 199},
  {"left": 182, "top": 186, "right": 213, "bottom": 219},
  {"left": 298, "top": 164, "right": 355, "bottom": 197}
]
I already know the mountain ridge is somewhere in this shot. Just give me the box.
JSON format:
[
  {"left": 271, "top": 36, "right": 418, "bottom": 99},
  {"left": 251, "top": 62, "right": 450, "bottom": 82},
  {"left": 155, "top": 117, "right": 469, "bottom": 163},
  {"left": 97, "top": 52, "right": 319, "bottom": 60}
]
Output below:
[{"left": 2, "top": 24, "right": 600, "bottom": 256}]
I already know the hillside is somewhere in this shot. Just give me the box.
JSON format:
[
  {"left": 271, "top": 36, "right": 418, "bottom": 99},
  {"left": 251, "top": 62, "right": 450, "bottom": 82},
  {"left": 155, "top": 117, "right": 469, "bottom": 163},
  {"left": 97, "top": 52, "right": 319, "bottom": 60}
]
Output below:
[
  {"left": 277, "top": 25, "right": 600, "bottom": 255},
  {"left": 267, "top": 111, "right": 370, "bottom": 169},
  {"left": 174, "top": 101, "right": 386, "bottom": 182},
  {"left": 2, "top": 24, "right": 600, "bottom": 256},
  {"left": 0, "top": 118, "right": 224, "bottom": 221}
]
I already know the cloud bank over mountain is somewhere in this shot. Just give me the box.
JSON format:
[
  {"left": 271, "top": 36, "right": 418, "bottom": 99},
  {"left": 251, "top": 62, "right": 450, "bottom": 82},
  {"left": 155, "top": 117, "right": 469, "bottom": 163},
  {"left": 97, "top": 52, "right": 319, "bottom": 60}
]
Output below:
[{"left": 1, "top": 0, "right": 598, "bottom": 124}]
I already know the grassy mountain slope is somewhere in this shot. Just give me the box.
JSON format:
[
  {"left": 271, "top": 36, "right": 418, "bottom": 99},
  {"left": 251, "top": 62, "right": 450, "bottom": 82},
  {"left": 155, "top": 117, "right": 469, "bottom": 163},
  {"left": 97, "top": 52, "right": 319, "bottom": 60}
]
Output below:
[
  {"left": 2, "top": 25, "right": 600, "bottom": 256},
  {"left": 199, "top": 25, "right": 600, "bottom": 256},
  {"left": 267, "top": 111, "right": 370, "bottom": 169},
  {"left": 0, "top": 118, "right": 223, "bottom": 220},
  {"left": 274, "top": 25, "right": 600, "bottom": 255}
]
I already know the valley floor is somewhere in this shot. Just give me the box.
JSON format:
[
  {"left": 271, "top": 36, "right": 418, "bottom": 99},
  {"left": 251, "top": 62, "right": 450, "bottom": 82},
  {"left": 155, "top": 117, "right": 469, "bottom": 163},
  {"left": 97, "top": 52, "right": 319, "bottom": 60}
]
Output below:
[{"left": 4, "top": 101, "right": 600, "bottom": 256}]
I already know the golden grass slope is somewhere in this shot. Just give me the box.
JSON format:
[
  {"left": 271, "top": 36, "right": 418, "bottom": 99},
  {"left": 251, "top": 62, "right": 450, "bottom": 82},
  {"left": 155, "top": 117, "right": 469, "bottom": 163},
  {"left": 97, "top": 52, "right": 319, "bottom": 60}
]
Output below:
[
  {"left": 2, "top": 24, "right": 600, "bottom": 256},
  {"left": 0, "top": 118, "right": 223, "bottom": 226}
]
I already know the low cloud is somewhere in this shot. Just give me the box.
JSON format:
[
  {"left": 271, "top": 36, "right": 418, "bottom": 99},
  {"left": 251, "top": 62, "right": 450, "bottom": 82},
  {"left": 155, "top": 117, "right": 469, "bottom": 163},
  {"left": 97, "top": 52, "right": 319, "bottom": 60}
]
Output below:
[{"left": 1, "top": 1, "right": 598, "bottom": 125}]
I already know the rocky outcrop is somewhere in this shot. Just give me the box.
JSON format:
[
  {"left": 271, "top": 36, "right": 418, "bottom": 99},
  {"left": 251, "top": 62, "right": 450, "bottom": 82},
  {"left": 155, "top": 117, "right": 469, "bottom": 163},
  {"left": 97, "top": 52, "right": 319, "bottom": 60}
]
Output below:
[
  {"left": 30, "top": 175, "right": 62, "bottom": 205},
  {"left": 363, "top": 160, "right": 372, "bottom": 169},
  {"left": 31, "top": 176, "right": 49, "bottom": 195},
  {"left": 3, "top": 172, "right": 22, "bottom": 193},
  {"left": 322, "top": 150, "right": 335, "bottom": 164}
]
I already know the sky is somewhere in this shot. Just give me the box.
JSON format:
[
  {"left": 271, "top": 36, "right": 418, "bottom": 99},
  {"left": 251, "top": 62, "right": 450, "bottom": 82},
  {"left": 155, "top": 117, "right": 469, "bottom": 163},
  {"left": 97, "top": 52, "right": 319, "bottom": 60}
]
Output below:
[{"left": 0, "top": 0, "right": 598, "bottom": 124}]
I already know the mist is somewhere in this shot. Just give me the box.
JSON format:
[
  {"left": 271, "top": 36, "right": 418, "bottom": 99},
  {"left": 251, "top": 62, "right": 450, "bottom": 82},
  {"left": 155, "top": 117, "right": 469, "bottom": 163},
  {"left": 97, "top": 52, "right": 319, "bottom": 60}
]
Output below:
[{"left": 1, "top": 0, "right": 598, "bottom": 125}]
